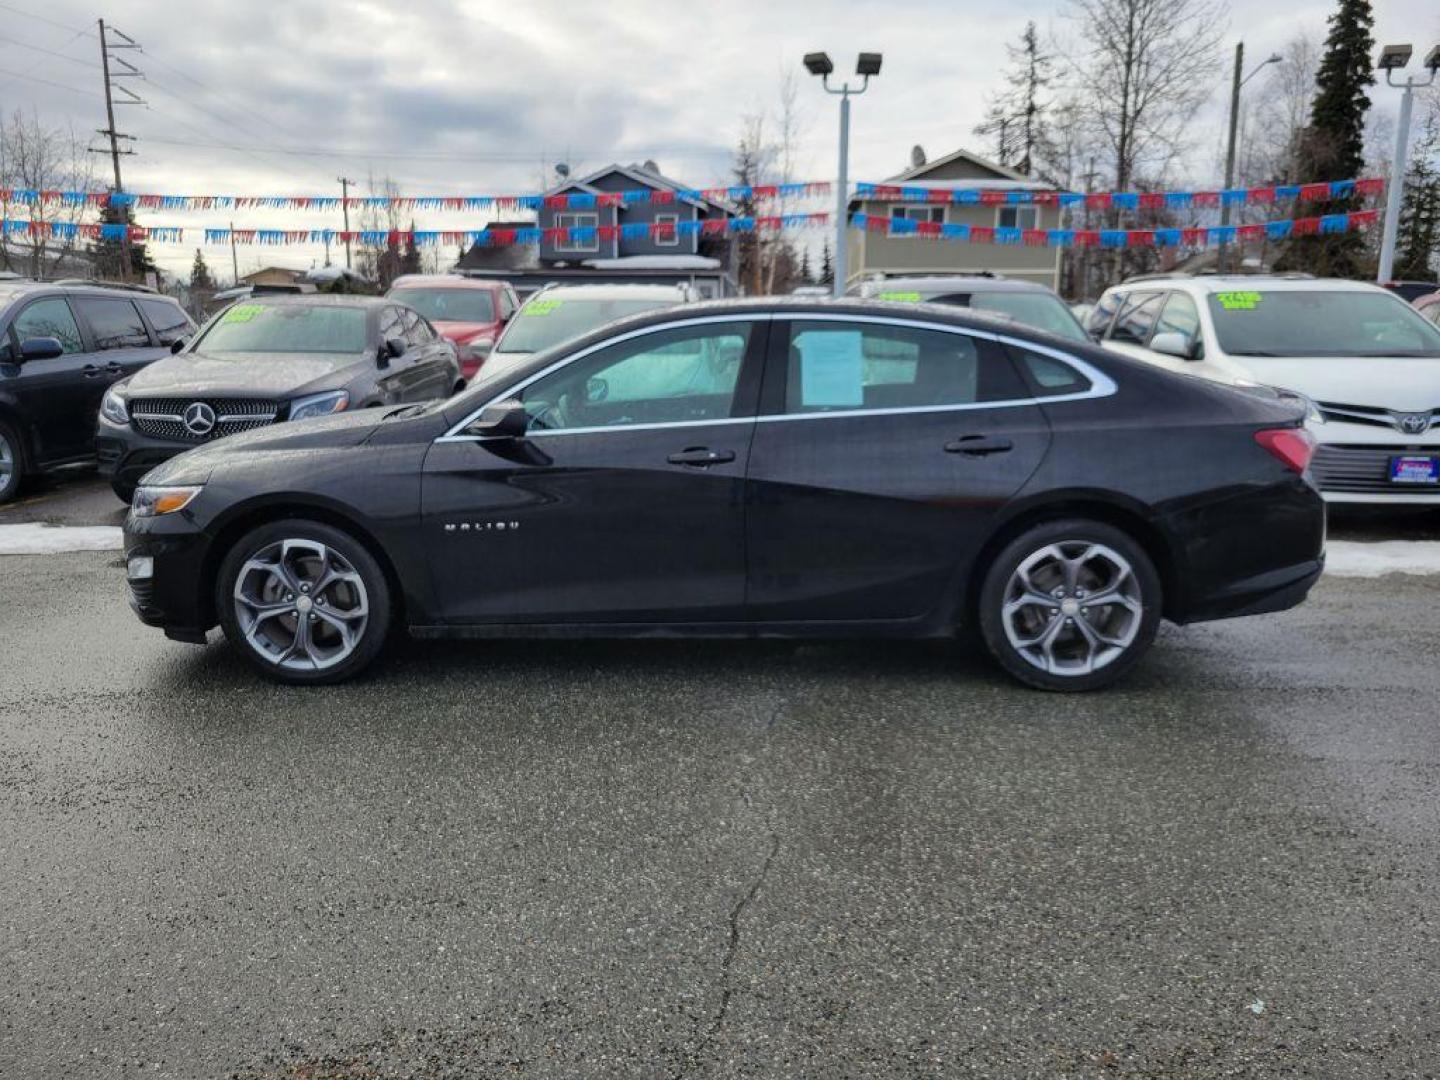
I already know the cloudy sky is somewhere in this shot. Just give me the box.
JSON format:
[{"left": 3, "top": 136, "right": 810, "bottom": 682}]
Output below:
[{"left": 2, "top": 0, "right": 1435, "bottom": 280}]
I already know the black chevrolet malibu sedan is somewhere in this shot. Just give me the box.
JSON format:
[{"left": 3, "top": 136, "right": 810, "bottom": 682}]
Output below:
[
  {"left": 97, "top": 295, "right": 460, "bottom": 501},
  {"left": 122, "top": 298, "right": 1325, "bottom": 691}
]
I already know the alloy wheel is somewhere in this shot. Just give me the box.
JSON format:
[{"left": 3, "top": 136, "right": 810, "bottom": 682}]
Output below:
[
  {"left": 232, "top": 538, "right": 370, "bottom": 672},
  {"left": 1000, "top": 541, "right": 1143, "bottom": 677},
  {"left": 0, "top": 430, "right": 14, "bottom": 493}
]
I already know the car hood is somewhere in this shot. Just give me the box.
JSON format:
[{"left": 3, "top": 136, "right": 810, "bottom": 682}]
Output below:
[
  {"left": 1232, "top": 355, "right": 1440, "bottom": 410},
  {"left": 432, "top": 320, "right": 496, "bottom": 342},
  {"left": 124, "top": 350, "right": 365, "bottom": 399}
]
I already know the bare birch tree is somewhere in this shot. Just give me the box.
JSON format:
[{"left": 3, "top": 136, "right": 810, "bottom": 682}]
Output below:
[{"left": 0, "top": 110, "right": 95, "bottom": 278}]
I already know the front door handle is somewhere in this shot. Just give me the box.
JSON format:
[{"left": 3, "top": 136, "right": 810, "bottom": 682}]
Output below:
[
  {"left": 82, "top": 364, "right": 103, "bottom": 378},
  {"left": 945, "top": 435, "right": 1014, "bottom": 456},
  {"left": 667, "top": 447, "right": 736, "bottom": 467}
]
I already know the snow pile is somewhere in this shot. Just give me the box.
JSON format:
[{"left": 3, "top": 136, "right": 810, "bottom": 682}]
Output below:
[
  {"left": 582, "top": 255, "right": 721, "bottom": 271},
  {"left": 0, "top": 524, "right": 123, "bottom": 555},
  {"left": 1325, "top": 541, "right": 1440, "bottom": 578}
]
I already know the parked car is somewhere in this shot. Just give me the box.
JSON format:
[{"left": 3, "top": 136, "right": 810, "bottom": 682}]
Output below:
[
  {"left": 1414, "top": 289, "right": 1440, "bottom": 327},
  {"left": 850, "top": 275, "right": 1090, "bottom": 343},
  {"left": 123, "top": 297, "right": 1323, "bottom": 691},
  {"left": 487, "top": 283, "right": 695, "bottom": 375},
  {"left": 1090, "top": 274, "right": 1440, "bottom": 504},
  {"left": 1381, "top": 280, "right": 1440, "bottom": 304},
  {"left": 0, "top": 279, "right": 194, "bottom": 504},
  {"left": 97, "top": 295, "right": 459, "bottom": 501},
  {"left": 385, "top": 274, "right": 520, "bottom": 386}
]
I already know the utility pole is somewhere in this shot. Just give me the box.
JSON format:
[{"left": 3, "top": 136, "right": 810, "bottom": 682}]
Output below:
[
  {"left": 338, "top": 177, "right": 354, "bottom": 270},
  {"left": 1219, "top": 43, "right": 1281, "bottom": 274},
  {"left": 229, "top": 221, "right": 239, "bottom": 286},
  {"left": 95, "top": 20, "right": 143, "bottom": 281}
]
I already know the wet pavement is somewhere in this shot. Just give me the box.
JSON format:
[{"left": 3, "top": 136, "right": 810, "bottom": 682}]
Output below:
[{"left": 3, "top": 479, "right": 1440, "bottom": 1077}]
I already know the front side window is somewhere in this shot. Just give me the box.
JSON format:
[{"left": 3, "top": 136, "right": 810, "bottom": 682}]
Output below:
[
  {"left": 1107, "top": 292, "right": 1165, "bottom": 345},
  {"left": 74, "top": 297, "right": 149, "bottom": 350},
  {"left": 1087, "top": 291, "right": 1122, "bottom": 337},
  {"left": 554, "top": 212, "right": 599, "bottom": 253},
  {"left": 784, "top": 320, "right": 1008, "bottom": 414},
  {"left": 1154, "top": 292, "right": 1203, "bottom": 357},
  {"left": 1205, "top": 290, "right": 1440, "bottom": 358},
  {"left": 402, "top": 310, "right": 432, "bottom": 346},
  {"left": 197, "top": 303, "right": 369, "bottom": 354},
  {"left": 390, "top": 288, "right": 495, "bottom": 324},
  {"left": 11, "top": 297, "right": 83, "bottom": 354},
  {"left": 517, "top": 322, "right": 752, "bottom": 432}
]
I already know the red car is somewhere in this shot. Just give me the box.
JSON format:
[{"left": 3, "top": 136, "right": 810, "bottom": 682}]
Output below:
[{"left": 385, "top": 275, "right": 520, "bottom": 384}]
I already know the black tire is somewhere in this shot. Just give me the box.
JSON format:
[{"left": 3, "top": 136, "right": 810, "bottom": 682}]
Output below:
[
  {"left": 0, "top": 419, "right": 24, "bottom": 505},
  {"left": 976, "top": 518, "right": 1161, "bottom": 692},
  {"left": 215, "top": 518, "right": 392, "bottom": 685},
  {"left": 111, "top": 479, "right": 136, "bottom": 504}
]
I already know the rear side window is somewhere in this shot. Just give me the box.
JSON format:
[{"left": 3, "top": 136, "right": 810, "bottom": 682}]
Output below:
[
  {"left": 74, "top": 296, "right": 150, "bottom": 349},
  {"left": 10, "top": 297, "right": 84, "bottom": 354},
  {"left": 1107, "top": 292, "right": 1165, "bottom": 345},
  {"left": 783, "top": 321, "right": 1016, "bottom": 414},
  {"left": 1009, "top": 345, "right": 1093, "bottom": 398},
  {"left": 138, "top": 298, "right": 194, "bottom": 346}
]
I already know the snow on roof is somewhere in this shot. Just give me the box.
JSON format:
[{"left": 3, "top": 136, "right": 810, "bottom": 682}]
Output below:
[
  {"left": 581, "top": 255, "right": 721, "bottom": 270},
  {"left": 863, "top": 178, "right": 1055, "bottom": 193},
  {"left": 302, "top": 265, "right": 373, "bottom": 284}
]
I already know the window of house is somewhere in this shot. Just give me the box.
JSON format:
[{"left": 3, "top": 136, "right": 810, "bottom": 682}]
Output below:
[
  {"left": 654, "top": 213, "right": 680, "bottom": 247},
  {"left": 890, "top": 205, "right": 945, "bottom": 225},
  {"left": 996, "top": 205, "right": 1039, "bottom": 230},
  {"left": 554, "top": 211, "right": 599, "bottom": 253}
]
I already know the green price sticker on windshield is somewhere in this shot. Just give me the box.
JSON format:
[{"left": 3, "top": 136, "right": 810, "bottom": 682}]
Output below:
[
  {"left": 1216, "top": 291, "right": 1262, "bottom": 310},
  {"left": 879, "top": 291, "right": 922, "bottom": 302},
  {"left": 525, "top": 300, "right": 562, "bottom": 316},
  {"left": 223, "top": 303, "right": 264, "bottom": 323}
]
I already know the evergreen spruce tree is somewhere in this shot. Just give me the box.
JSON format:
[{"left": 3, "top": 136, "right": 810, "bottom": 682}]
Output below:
[
  {"left": 820, "top": 239, "right": 833, "bottom": 285},
  {"left": 88, "top": 199, "right": 156, "bottom": 281},
  {"left": 1395, "top": 103, "right": 1440, "bottom": 280},
  {"left": 972, "top": 22, "right": 1054, "bottom": 176},
  {"left": 189, "top": 249, "right": 215, "bottom": 290},
  {"left": 1277, "top": 0, "right": 1375, "bottom": 277},
  {"left": 799, "top": 246, "right": 813, "bottom": 284},
  {"left": 400, "top": 220, "right": 423, "bottom": 277}
]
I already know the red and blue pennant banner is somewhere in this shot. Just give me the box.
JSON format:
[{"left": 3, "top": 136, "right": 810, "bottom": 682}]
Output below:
[
  {"left": 854, "top": 176, "right": 1384, "bottom": 209},
  {"left": 0, "top": 182, "right": 829, "bottom": 213},
  {"left": 850, "top": 209, "right": 1381, "bottom": 247},
  {"left": 2, "top": 213, "right": 829, "bottom": 247}
]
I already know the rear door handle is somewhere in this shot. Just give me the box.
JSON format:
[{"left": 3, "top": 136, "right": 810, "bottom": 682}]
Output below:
[
  {"left": 667, "top": 447, "right": 736, "bottom": 467},
  {"left": 945, "top": 435, "right": 1014, "bottom": 456}
]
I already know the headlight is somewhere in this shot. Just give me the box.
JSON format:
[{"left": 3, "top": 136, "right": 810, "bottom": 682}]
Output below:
[
  {"left": 288, "top": 390, "right": 350, "bottom": 422},
  {"left": 1273, "top": 387, "right": 1325, "bottom": 425},
  {"left": 131, "top": 485, "right": 203, "bottom": 518},
  {"left": 101, "top": 386, "right": 130, "bottom": 424}
]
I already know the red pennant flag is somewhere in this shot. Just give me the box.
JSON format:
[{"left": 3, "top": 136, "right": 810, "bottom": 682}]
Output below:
[
  {"left": 1298, "top": 183, "right": 1330, "bottom": 202},
  {"left": 1291, "top": 216, "right": 1320, "bottom": 235},
  {"left": 1127, "top": 230, "right": 1154, "bottom": 248},
  {"left": 1022, "top": 229, "right": 1049, "bottom": 246},
  {"left": 970, "top": 226, "right": 996, "bottom": 244},
  {"left": 1247, "top": 187, "right": 1276, "bottom": 204},
  {"left": 1139, "top": 192, "right": 1166, "bottom": 210},
  {"left": 1085, "top": 193, "right": 1111, "bottom": 210}
]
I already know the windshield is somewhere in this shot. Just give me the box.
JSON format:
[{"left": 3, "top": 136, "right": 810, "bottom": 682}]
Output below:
[
  {"left": 496, "top": 297, "right": 678, "bottom": 354},
  {"left": 197, "top": 303, "right": 368, "bottom": 354},
  {"left": 390, "top": 288, "right": 494, "bottom": 324},
  {"left": 1206, "top": 290, "right": 1440, "bottom": 357}
]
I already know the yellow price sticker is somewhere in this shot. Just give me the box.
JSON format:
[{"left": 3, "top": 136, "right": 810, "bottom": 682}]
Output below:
[
  {"left": 879, "top": 291, "right": 922, "bottom": 302},
  {"left": 524, "top": 300, "right": 562, "bottom": 316},
  {"left": 223, "top": 303, "right": 264, "bottom": 323},
  {"left": 1216, "top": 291, "right": 1263, "bottom": 310}
]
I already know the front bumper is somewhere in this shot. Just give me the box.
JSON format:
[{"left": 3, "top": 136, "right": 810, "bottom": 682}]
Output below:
[
  {"left": 1311, "top": 430, "right": 1440, "bottom": 503},
  {"left": 96, "top": 415, "right": 191, "bottom": 492},
  {"left": 124, "top": 511, "right": 214, "bottom": 644}
]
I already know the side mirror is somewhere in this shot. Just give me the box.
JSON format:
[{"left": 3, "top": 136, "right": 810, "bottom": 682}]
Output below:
[
  {"left": 169, "top": 337, "right": 188, "bottom": 354},
  {"left": 1150, "top": 331, "right": 1198, "bottom": 360},
  {"left": 385, "top": 336, "right": 407, "bottom": 360},
  {"left": 466, "top": 398, "right": 529, "bottom": 438},
  {"left": 19, "top": 336, "right": 64, "bottom": 362}
]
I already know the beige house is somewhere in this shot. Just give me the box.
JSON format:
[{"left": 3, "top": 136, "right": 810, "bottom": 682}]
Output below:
[
  {"left": 239, "top": 266, "right": 304, "bottom": 287},
  {"left": 846, "top": 148, "right": 1062, "bottom": 290}
]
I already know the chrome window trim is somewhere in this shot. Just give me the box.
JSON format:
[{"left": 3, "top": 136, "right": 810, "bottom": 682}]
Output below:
[{"left": 437, "top": 311, "right": 1116, "bottom": 443}]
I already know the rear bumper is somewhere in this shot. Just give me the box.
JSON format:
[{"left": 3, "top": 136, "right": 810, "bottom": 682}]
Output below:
[{"left": 1178, "top": 556, "right": 1324, "bottom": 623}]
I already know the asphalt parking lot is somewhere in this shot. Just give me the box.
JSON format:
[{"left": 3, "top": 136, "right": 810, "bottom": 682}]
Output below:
[{"left": 5, "top": 472, "right": 1440, "bottom": 1078}]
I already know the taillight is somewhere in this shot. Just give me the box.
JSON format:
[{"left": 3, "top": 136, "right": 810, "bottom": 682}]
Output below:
[{"left": 1255, "top": 427, "right": 1316, "bottom": 473}]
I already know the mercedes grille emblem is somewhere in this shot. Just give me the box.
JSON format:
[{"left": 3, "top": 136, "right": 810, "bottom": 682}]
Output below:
[
  {"left": 1396, "top": 412, "right": 1433, "bottom": 436},
  {"left": 183, "top": 401, "right": 217, "bottom": 436}
]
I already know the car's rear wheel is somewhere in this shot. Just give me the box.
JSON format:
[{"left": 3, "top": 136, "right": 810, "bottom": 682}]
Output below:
[
  {"left": 0, "top": 420, "right": 23, "bottom": 504},
  {"left": 216, "top": 519, "right": 391, "bottom": 685},
  {"left": 977, "top": 519, "right": 1160, "bottom": 692}
]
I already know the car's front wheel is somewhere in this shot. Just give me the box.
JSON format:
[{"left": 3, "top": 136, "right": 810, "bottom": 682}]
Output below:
[
  {"left": 0, "top": 420, "right": 24, "bottom": 504},
  {"left": 977, "top": 519, "right": 1161, "bottom": 692},
  {"left": 216, "top": 519, "right": 392, "bottom": 685}
]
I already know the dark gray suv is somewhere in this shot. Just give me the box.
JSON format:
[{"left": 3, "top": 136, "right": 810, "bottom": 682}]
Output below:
[{"left": 0, "top": 280, "right": 193, "bottom": 504}]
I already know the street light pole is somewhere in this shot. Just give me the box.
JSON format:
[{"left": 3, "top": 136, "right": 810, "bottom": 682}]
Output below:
[
  {"left": 805, "top": 52, "right": 882, "bottom": 298},
  {"left": 1219, "top": 43, "right": 1281, "bottom": 274},
  {"left": 1375, "top": 45, "right": 1439, "bottom": 282}
]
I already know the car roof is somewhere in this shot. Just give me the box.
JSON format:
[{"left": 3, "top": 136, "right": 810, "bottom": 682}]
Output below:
[
  {"left": 526, "top": 283, "right": 690, "bottom": 301},
  {"left": 238, "top": 294, "right": 389, "bottom": 308},
  {"left": 388, "top": 275, "right": 503, "bottom": 291},
  {"left": 1112, "top": 274, "right": 1392, "bottom": 295},
  {"left": 857, "top": 275, "right": 1057, "bottom": 295},
  {"left": 0, "top": 280, "right": 179, "bottom": 303}
]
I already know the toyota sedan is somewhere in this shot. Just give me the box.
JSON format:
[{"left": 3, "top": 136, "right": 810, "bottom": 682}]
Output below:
[{"left": 122, "top": 298, "right": 1325, "bottom": 691}]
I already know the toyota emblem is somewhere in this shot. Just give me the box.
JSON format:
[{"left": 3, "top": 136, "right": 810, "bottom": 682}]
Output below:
[
  {"left": 1396, "top": 412, "right": 1433, "bottom": 436},
  {"left": 183, "top": 401, "right": 217, "bottom": 436}
]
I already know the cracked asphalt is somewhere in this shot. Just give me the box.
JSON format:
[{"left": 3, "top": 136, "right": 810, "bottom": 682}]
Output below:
[{"left": 4, "top": 476, "right": 1440, "bottom": 1078}]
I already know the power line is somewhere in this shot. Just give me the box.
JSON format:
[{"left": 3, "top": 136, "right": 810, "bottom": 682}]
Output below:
[
  {"left": 0, "top": 31, "right": 101, "bottom": 68},
  {"left": 0, "top": 3, "right": 94, "bottom": 37},
  {"left": 0, "top": 65, "right": 100, "bottom": 97}
]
